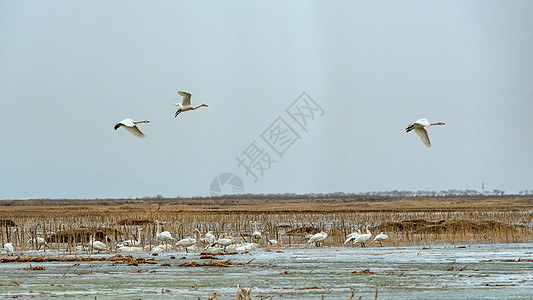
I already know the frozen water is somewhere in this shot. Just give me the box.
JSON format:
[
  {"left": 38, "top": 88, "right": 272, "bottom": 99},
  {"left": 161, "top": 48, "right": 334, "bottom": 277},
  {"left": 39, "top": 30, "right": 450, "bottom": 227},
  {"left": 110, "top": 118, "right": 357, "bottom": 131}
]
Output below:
[{"left": 0, "top": 243, "right": 532, "bottom": 299}]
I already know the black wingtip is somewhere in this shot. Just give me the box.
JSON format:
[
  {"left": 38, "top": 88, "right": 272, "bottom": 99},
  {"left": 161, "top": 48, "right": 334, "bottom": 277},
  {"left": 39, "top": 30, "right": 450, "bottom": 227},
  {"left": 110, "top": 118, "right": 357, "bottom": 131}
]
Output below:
[{"left": 114, "top": 124, "right": 121, "bottom": 130}]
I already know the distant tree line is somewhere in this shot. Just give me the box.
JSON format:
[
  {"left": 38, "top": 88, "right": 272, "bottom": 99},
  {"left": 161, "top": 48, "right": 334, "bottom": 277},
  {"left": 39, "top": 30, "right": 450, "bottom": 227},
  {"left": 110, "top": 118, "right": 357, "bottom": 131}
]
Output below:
[
  {"left": 212, "top": 189, "right": 527, "bottom": 199},
  {"left": 143, "top": 189, "right": 533, "bottom": 200},
  {"left": 517, "top": 190, "right": 533, "bottom": 195},
  {"left": 4, "top": 189, "right": 532, "bottom": 202}
]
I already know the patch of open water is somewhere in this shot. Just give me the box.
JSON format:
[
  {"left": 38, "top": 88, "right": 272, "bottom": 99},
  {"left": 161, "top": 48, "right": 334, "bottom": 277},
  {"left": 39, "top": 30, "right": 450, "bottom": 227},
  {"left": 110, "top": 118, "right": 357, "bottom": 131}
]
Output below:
[{"left": 0, "top": 243, "right": 532, "bottom": 299}]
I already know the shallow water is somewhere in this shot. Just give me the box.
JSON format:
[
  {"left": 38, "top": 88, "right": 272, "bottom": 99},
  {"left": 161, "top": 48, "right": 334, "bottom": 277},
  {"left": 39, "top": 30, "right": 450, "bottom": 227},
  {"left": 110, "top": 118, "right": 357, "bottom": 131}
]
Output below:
[{"left": 1, "top": 243, "right": 532, "bottom": 299}]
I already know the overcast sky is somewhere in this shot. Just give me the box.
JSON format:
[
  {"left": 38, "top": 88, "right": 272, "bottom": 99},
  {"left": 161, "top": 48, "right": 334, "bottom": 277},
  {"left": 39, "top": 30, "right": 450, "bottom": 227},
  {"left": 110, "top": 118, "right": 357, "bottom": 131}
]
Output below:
[{"left": 1, "top": 1, "right": 532, "bottom": 199}]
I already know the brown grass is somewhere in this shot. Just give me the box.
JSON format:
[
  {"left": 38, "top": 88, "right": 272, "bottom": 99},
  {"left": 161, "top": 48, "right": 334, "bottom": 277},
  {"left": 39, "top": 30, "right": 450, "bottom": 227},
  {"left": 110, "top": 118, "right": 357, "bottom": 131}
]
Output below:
[
  {"left": 353, "top": 269, "right": 376, "bottom": 274},
  {"left": 17, "top": 265, "right": 45, "bottom": 271},
  {"left": 0, "top": 196, "right": 531, "bottom": 251},
  {"left": 47, "top": 227, "right": 122, "bottom": 243},
  {"left": 177, "top": 259, "right": 233, "bottom": 267},
  {"left": 0, "top": 280, "right": 19, "bottom": 286},
  {"left": 0, "top": 255, "right": 155, "bottom": 264}
]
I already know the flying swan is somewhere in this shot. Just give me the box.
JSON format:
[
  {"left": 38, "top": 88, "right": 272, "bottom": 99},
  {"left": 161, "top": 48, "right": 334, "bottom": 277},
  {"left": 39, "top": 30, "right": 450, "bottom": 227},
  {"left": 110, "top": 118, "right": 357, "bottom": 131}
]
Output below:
[
  {"left": 406, "top": 118, "right": 445, "bottom": 147},
  {"left": 114, "top": 118, "right": 150, "bottom": 138},
  {"left": 172, "top": 91, "right": 208, "bottom": 117}
]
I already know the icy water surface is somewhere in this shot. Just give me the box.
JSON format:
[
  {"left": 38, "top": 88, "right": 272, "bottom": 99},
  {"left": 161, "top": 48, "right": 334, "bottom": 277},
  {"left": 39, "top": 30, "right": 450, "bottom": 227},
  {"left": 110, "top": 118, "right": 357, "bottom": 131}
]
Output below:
[{"left": 1, "top": 243, "right": 532, "bottom": 299}]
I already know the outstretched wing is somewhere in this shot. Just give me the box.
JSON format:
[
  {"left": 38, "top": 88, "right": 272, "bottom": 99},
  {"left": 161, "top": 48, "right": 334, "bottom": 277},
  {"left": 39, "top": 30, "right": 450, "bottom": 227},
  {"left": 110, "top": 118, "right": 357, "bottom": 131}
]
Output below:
[
  {"left": 343, "top": 234, "right": 358, "bottom": 246},
  {"left": 124, "top": 125, "right": 145, "bottom": 138},
  {"left": 414, "top": 128, "right": 431, "bottom": 147},
  {"left": 415, "top": 118, "right": 430, "bottom": 126},
  {"left": 178, "top": 91, "right": 192, "bottom": 106}
]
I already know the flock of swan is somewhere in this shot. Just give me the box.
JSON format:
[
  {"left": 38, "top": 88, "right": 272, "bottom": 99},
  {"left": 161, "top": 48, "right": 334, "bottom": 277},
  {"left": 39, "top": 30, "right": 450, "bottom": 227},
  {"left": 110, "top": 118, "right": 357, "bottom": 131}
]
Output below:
[
  {"left": 115, "top": 224, "right": 391, "bottom": 253},
  {"left": 2, "top": 222, "right": 390, "bottom": 255},
  {"left": 114, "top": 90, "right": 445, "bottom": 148},
  {"left": 342, "top": 226, "right": 389, "bottom": 247},
  {"left": 2, "top": 93, "right": 444, "bottom": 255},
  {"left": 114, "top": 91, "right": 208, "bottom": 138}
]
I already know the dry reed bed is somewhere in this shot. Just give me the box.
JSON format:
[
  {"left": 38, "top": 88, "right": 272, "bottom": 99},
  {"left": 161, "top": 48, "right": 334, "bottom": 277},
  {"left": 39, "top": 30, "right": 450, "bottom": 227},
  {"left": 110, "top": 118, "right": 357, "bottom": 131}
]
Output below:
[
  {"left": 0, "top": 254, "right": 155, "bottom": 264},
  {"left": 1, "top": 197, "right": 532, "bottom": 216},
  {"left": 0, "top": 198, "right": 531, "bottom": 252}
]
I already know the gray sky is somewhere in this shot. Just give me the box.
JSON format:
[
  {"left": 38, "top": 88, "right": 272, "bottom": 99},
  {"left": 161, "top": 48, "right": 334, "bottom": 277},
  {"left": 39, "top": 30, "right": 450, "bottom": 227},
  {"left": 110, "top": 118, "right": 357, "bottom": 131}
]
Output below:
[{"left": 1, "top": 1, "right": 532, "bottom": 199}]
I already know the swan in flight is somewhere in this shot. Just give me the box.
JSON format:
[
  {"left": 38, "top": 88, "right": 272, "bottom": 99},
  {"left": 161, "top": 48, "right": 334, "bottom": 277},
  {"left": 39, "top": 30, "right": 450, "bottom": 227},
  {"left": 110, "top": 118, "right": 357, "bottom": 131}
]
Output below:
[
  {"left": 114, "top": 118, "right": 150, "bottom": 138},
  {"left": 155, "top": 220, "right": 174, "bottom": 243},
  {"left": 406, "top": 118, "right": 445, "bottom": 147},
  {"left": 3, "top": 242, "right": 14, "bottom": 256},
  {"left": 353, "top": 225, "right": 372, "bottom": 247},
  {"left": 172, "top": 91, "right": 208, "bottom": 117},
  {"left": 373, "top": 232, "right": 389, "bottom": 246},
  {"left": 343, "top": 229, "right": 362, "bottom": 246},
  {"left": 308, "top": 231, "right": 328, "bottom": 247}
]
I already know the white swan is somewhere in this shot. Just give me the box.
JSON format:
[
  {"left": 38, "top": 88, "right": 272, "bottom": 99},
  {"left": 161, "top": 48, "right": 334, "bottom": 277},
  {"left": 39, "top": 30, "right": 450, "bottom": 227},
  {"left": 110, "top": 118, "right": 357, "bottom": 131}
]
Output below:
[
  {"left": 3, "top": 242, "right": 14, "bottom": 256},
  {"left": 211, "top": 234, "right": 234, "bottom": 252},
  {"left": 172, "top": 91, "right": 208, "bottom": 117},
  {"left": 343, "top": 229, "right": 362, "bottom": 246},
  {"left": 308, "top": 231, "right": 328, "bottom": 247},
  {"left": 373, "top": 232, "right": 389, "bottom": 246},
  {"left": 353, "top": 225, "right": 372, "bottom": 247},
  {"left": 155, "top": 220, "right": 174, "bottom": 243},
  {"left": 266, "top": 233, "right": 284, "bottom": 246},
  {"left": 114, "top": 118, "right": 150, "bottom": 138},
  {"left": 29, "top": 237, "right": 48, "bottom": 250},
  {"left": 117, "top": 245, "right": 144, "bottom": 252},
  {"left": 252, "top": 222, "right": 262, "bottom": 241},
  {"left": 406, "top": 118, "right": 445, "bottom": 147},
  {"left": 150, "top": 244, "right": 173, "bottom": 253},
  {"left": 176, "top": 229, "right": 199, "bottom": 253},
  {"left": 121, "top": 228, "right": 143, "bottom": 247},
  {"left": 176, "top": 236, "right": 196, "bottom": 253},
  {"left": 89, "top": 236, "right": 107, "bottom": 253},
  {"left": 203, "top": 231, "right": 216, "bottom": 245},
  {"left": 230, "top": 238, "right": 259, "bottom": 251}
]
